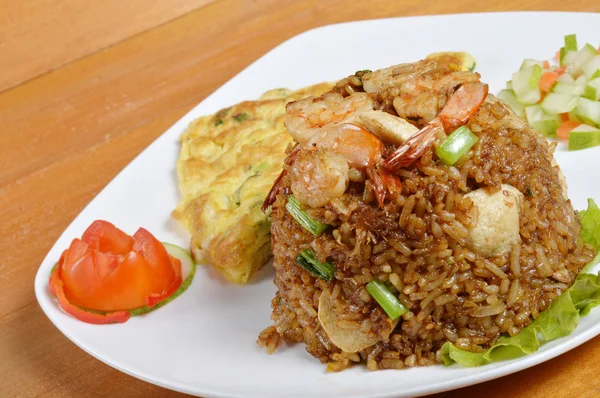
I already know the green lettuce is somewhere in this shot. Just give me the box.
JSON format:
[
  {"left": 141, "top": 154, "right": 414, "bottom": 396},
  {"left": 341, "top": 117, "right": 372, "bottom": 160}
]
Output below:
[
  {"left": 580, "top": 198, "right": 600, "bottom": 249},
  {"left": 441, "top": 199, "right": 600, "bottom": 367}
]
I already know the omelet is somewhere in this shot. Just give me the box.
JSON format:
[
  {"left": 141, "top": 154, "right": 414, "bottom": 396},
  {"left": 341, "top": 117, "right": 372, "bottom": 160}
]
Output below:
[{"left": 173, "top": 83, "right": 333, "bottom": 284}]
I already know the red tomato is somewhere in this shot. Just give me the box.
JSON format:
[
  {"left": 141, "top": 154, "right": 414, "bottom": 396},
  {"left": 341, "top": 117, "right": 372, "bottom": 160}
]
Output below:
[{"left": 50, "top": 220, "right": 182, "bottom": 323}]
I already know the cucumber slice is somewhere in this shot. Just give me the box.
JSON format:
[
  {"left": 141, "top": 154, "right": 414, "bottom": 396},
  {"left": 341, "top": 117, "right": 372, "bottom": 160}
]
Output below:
[
  {"left": 564, "top": 34, "right": 578, "bottom": 53},
  {"left": 566, "top": 45, "right": 598, "bottom": 77},
  {"left": 563, "top": 50, "right": 578, "bottom": 66},
  {"left": 163, "top": 243, "right": 196, "bottom": 281},
  {"left": 552, "top": 82, "right": 585, "bottom": 96},
  {"left": 575, "top": 75, "right": 588, "bottom": 86},
  {"left": 513, "top": 65, "right": 542, "bottom": 105},
  {"left": 575, "top": 98, "right": 600, "bottom": 127},
  {"left": 540, "top": 92, "right": 578, "bottom": 115},
  {"left": 557, "top": 73, "right": 575, "bottom": 84},
  {"left": 506, "top": 80, "right": 513, "bottom": 91},
  {"left": 583, "top": 55, "right": 600, "bottom": 79},
  {"left": 497, "top": 89, "right": 525, "bottom": 117},
  {"left": 525, "top": 105, "right": 560, "bottom": 136},
  {"left": 520, "top": 59, "right": 543, "bottom": 71},
  {"left": 585, "top": 78, "right": 600, "bottom": 101},
  {"left": 569, "top": 124, "right": 600, "bottom": 150}
]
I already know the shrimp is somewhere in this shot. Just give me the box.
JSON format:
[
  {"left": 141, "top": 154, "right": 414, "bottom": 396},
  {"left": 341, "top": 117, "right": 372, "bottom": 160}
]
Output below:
[
  {"left": 265, "top": 88, "right": 414, "bottom": 211},
  {"left": 305, "top": 123, "right": 382, "bottom": 168},
  {"left": 261, "top": 146, "right": 300, "bottom": 213},
  {"left": 289, "top": 149, "right": 350, "bottom": 208},
  {"left": 292, "top": 123, "right": 402, "bottom": 208},
  {"left": 383, "top": 81, "right": 489, "bottom": 170},
  {"left": 262, "top": 122, "right": 402, "bottom": 211},
  {"left": 285, "top": 92, "right": 374, "bottom": 144}
]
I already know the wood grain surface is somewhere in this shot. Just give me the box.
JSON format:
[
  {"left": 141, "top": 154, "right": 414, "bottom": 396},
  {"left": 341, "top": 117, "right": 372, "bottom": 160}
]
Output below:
[{"left": 1, "top": 0, "right": 599, "bottom": 397}]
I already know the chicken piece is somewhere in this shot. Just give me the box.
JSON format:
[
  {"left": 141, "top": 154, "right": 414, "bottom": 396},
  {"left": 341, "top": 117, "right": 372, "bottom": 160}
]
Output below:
[
  {"left": 355, "top": 110, "right": 419, "bottom": 145},
  {"left": 465, "top": 184, "right": 524, "bottom": 257}
]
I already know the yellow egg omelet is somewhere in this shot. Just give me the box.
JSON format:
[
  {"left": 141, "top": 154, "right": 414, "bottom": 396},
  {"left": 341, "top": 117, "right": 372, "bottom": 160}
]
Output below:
[{"left": 173, "top": 83, "right": 333, "bottom": 284}]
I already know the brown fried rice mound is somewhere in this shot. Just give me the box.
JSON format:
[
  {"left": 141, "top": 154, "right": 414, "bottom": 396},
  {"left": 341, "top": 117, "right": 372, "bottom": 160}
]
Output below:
[{"left": 257, "top": 59, "right": 596, "bottom": 371}]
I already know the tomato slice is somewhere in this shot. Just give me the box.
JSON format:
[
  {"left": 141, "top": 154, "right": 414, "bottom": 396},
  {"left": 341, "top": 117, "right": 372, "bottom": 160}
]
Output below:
[
  {"left": 50, "top": 221, "right": 183, "bottom": 322},
  {"left": 50, "top": 264, "right": 130, "bottom": 324},
  {"left": 82, "top": 220, "right": 134, "bottom": 255}
]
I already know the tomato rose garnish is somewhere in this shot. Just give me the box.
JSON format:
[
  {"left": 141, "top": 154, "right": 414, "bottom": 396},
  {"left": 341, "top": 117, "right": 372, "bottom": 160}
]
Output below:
[{"left": 49, "top": 220, "right": 182, "bottom": 324}]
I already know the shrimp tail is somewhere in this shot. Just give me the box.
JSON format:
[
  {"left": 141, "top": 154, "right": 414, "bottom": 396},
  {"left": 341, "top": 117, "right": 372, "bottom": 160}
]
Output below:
[
  {"left": 261, "top": 145, "right": 301, "bottom": 213},
  {"left": 383, "top": 122, "right": 441, "bottom": 171},
  {"left": 383, "top": 81, "right": 488, "bottom": 171},
  {"left": 261, "top": 169, "right": 286, "bottom": 213},
  {"left": 367, "top": 166, "right": 403, "bottom": 207}
]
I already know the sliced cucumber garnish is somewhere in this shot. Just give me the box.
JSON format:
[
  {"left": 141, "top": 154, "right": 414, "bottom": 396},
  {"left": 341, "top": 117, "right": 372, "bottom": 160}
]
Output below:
[
  {"left": 575, "top": 98, "right": 600, "bottom": 127},
  {"left": 552, "top": 82, "right": 585, "bottom": 96},
  {"left": 513, "top": 65, "right": 542, "bottom": 104},
  {"left": 541, "top": 92, "right": 578, "bottom": 115},
  {"left": 567, "top": 45, "right": 598, "bottom": 77},
  {"left": 584, "top": 78, "right": 600, "bottom": 101},
  {"left": 557, "top": 73, "right": 575, "bottom": 84},
  {"left": 583, "top": 55, "right": 600, "bottom": 79},
  {"left": 497, "top": 89, "right": 525, "bottom": 117},
  {"left": 526, "top": 104, "right": 560, "bottom": 136},
  {"left": 569, "top": 124, "right": 600, "bottom": 150},
  {"left": 520, "top": 59, "right": 544, "bottom": 71}
]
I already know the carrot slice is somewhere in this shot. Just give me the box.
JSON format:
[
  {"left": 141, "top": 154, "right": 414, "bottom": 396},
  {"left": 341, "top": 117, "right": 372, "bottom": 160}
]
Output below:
[
  {"left": 543, "top": 60, "right": 550, "bottom": 69},
  {"left": 556, "top": 120, "right": 581, "bottom": 140},
  {"left": 539, "top": 72, "right": 559, "bottom": 92},
  {"left": 560, "top": 113, "right": 570, "bottom": 122}
]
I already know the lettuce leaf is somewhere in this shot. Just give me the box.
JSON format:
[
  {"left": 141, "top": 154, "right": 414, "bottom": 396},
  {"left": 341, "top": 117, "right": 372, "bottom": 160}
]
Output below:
[
  {"left": 580, "top": 198, "right": 600, "bottom": 249},
  {"left": 441, "top": 198, "right": 600, "bottom": 367}
]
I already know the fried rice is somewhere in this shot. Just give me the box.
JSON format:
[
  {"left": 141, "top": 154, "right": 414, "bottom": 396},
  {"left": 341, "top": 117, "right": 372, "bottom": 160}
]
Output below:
[{"left": 258, "top": 59, "right": 596, "bottom": 371}]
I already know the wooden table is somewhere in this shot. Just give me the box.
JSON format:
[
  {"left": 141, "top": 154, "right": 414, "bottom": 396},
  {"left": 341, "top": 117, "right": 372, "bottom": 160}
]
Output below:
[{"left": 2, "top": 1, "right": 599, "bottom": 396}]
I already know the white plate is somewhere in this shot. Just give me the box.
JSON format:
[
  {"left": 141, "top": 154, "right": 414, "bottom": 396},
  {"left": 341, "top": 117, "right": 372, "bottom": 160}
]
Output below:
[{"left": 35, "top": 12, "right": 600, "bottom": 398}]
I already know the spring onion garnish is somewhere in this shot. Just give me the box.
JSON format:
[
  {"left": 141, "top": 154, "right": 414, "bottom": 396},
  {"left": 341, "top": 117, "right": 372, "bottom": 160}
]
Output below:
[
  {"left": 295, "top": 249, "right": 334, "bottom": 280},
  {"left": 366, "top": 280, "right": 408, "bottom": 320},
  {"left": 286, "top": 195, "right": 329, "bottom": 236},
  {"left": 435, "top": 126, "right": 479, "bottom": 165}
]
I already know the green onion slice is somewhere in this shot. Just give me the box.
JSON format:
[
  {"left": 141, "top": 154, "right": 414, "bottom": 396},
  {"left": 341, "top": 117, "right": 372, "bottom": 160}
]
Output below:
[
  {"left": 435, "top": 126, "right": 479, "bottom": 165},
  {"left": 366, "top": 280, "right": 408, "bottom": 320},
  {"left": 295, "top": 249, "right": 334, "bottom": 281},
  {"left": 286, "top": 195, "right": 329, "bottom": 236}
]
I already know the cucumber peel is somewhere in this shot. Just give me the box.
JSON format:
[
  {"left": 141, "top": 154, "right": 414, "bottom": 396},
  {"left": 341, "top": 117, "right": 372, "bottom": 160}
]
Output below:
[{"left": 569, "top": 124, "right": 600, "bottom": 150}]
